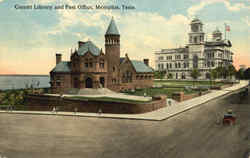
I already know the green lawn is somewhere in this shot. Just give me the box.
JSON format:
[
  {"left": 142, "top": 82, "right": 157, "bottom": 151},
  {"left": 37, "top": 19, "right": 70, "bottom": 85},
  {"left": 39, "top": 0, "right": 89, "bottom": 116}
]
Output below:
[
  {"left": 66, "top": 96, "right": 151, "bottom": 104},
  {"left": 125, "top": 87, "right": 201, "bottom": 98},
  {"left": 154, "top": 80, "right": 224, "bottom": 86}
]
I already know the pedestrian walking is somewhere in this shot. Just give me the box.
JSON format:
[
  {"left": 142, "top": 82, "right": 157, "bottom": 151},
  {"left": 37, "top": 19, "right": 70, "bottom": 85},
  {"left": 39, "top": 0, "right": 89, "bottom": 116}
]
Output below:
[
  {"left": 52, "top": 106, "right": 56, "bottom": 114},
  {"left": 168, "top": 100, "right": 171, "bottom": 106},
  {"left": 98, "top": 108, "right": 102, "bottom": 115},
  {"left": 74, "top": 107, "right": 78, "bottom": 115}
]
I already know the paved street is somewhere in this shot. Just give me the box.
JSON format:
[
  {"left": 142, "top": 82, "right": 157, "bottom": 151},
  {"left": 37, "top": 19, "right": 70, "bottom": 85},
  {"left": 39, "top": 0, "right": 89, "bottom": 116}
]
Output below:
[{"left": 0, "top": 87, "right": 249, "bottom": 158}]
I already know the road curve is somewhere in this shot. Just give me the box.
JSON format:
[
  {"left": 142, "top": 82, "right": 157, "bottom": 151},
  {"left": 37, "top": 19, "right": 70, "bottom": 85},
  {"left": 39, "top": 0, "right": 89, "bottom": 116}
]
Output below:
[{"left": 0, "top": 87, "right": 249, "bottom": 158}]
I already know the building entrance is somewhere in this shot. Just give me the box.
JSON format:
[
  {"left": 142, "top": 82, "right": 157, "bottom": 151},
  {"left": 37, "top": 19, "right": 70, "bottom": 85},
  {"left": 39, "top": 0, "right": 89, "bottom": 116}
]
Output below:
[{"left": 85, "top": 77, "right": 93, "bottom": 88}]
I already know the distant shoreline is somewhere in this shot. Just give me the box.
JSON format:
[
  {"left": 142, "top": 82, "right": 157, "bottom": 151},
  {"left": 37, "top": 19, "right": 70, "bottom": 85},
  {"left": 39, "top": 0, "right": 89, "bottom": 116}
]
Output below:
[{"left": 0, "top": 74, "right": 49, "bottom": 77}]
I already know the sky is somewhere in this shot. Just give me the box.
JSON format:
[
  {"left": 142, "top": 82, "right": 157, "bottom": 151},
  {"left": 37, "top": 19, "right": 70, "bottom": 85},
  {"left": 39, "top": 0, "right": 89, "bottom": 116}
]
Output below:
[{"left": 0, "top": 0, "right": 249, "bottom": 74}]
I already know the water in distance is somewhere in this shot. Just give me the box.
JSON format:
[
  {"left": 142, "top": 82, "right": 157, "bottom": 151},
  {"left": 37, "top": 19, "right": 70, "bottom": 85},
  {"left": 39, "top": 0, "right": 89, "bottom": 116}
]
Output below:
[{"left": 0, "top": 75, "right": 50, "bottom": 90}]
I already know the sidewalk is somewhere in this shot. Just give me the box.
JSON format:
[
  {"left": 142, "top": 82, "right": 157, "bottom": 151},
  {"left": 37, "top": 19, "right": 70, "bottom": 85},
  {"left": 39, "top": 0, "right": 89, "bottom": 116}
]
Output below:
[{"left": 0, "top": 80, "right": 248, "bottom": 121}]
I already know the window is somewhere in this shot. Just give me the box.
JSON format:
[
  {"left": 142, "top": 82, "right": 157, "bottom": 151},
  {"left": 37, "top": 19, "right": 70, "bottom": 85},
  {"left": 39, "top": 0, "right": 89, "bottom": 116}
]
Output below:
[
  {"left": 194, "top": 37, "right": 197, "bottom": 43},
  {"left": 175, "top": 55, "right": 181, "bottom": 60},
  {"left": 113, "top": 66, "right": 116, "bottom": 72},
  {"left": 85, "top": 59, "right": 89, "bottom": 68},
  {"left": 184, "top": 55, "right": 189, "bottom": 59},
  {"left": 166, "top": 56, "right": 172, "bottom": 60},
  {"left": 89, "top": 58, "right": 93, "bottom": 68},
  {"left": 158, "top": 56, "right": 164, "bottom": 60},
  {"left": 56, "top": 82, "right": 61, "bottom": 86},
  {"left": 193, "top": 55, "right": 198, "bottom": 68},
  {"left": 178, "top": 63, "right": 181, "bottom": 68},
  {"left": 122, "top": 71, "right": 132, "bottom": 83},
  {"left": 99, "top": 59, "right": 105, "bottom": 68},
  {"left": 112, "top": 79, "right": 117, "bottom": 84},
  {"left": 211, "top": 61, "right": 214, "bottom": 67}
]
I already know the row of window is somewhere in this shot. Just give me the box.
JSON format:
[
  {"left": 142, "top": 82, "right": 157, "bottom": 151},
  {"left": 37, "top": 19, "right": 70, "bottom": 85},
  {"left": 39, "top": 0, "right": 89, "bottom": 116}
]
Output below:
[
  {"left": 158, "top": 54, "right": 189, "bottom": 61},
  {"left": 189, "top": 35, "right": 204, "bottom": 43},
  {"left": 205, "top": 61, "right": 215, "bottom": 67},
  {"left": 158, "top": 62, "right": 190, "bottom": 69},
  {"left": 122, "top": 74, "right": 153, "bottom": 83},
  {"left": 72, "top": 58, "right": 105, "bottom": 69},
  {"left": 206, "top": 52, "right": 215, "bottom": 59},
  {"left": 105, "top": 39, "right": 120, "bottom": 45}
]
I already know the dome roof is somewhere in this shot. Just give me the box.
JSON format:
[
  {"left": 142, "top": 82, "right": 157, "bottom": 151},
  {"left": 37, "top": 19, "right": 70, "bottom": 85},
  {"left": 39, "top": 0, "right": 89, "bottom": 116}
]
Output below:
[
  {"left": 191, "top": 18, "right": 202, "bottom": 24},
  {"left": 213, "top": 28, "right": 222, "bottom": 34}
]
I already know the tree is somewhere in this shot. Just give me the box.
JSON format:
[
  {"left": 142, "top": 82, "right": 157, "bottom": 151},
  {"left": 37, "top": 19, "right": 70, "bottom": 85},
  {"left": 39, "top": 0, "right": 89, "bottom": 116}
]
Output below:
[
  {"left": 167, "top": 73, "right": 173, "bottom": 79},
  {"left": 154, "top": 71, "right": 165, "bottom": 79},
  {"left": 190, "top": 68, "right": 201, "bottom": 86},
  {"left": 227, "top": 64, "right": 236, "bottom": 79},
  {"left": 236, "top": 68, "right": 245, "bottom": 79},
  {"left": 215, "top": 66, "right": 227, "bottom": 79},
  {"left": 210, "top": 69, "right": 218, "bottom": 85},
  {"left": 244, "top": 68, "right": 250, "bottom": 79}
]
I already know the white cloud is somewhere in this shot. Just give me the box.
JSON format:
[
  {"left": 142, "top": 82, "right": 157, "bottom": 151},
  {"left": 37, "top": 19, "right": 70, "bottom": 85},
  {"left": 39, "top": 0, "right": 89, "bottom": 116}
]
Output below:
[
  {"left": 16, "top": 0, "right": 250, "bottom": 71},
  {"left": 117, "top": 12, "right": 190, "bottom": 67},
  {"left": 187, "top": 0, "right": 219, "bottom": 17},
  {"left": 188, "top": 0, "right": 250, "bottom": 17},
  {"left": 242, "top": 16, "right": 250, "bottom": 27},
  {"left": 223, "top": 1, "right": 250, "bottom": 11}
]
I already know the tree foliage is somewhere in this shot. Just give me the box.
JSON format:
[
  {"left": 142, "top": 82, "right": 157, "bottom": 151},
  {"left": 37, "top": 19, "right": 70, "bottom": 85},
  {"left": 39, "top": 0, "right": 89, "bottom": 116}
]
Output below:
[
  {"left": 190, "top": 68, "right": 201, "bottom": 80},
  {"left": 227, "top": 64, "right": 236, "bottom": 79},
  {"left": 236, "top": 68, "right": 245, "bottom": 79},
  {"left": 154, "top": 71, "right": 166, "bottom": 79},
  {"left": 167, "top": 73, "right": 173, "bottom": 79},
  {"left": 244, "top": 68, "right": 250, "bottom": 79}
]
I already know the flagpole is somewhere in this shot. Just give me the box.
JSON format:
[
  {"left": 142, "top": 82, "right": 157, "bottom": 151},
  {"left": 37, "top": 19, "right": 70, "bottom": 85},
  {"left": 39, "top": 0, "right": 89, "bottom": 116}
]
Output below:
[{"left": 224, "top": 23, "right": 226, "bottom": 40}]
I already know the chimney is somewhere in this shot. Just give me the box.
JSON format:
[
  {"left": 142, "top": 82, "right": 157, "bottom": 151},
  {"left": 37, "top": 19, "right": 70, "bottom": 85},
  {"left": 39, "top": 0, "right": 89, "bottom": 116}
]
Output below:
[
  {"left": 143, "top": 59, "right": 149, "bottom": 66},
  {"left": 56, "top": 53, "right": 62, "bottom": 65}
]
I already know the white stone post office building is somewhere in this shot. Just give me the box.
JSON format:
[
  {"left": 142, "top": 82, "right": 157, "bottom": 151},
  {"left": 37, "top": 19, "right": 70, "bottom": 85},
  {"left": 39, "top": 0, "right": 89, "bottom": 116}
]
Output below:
[{"left": 155, "top": 18, "right": 233, "bottom": 79}]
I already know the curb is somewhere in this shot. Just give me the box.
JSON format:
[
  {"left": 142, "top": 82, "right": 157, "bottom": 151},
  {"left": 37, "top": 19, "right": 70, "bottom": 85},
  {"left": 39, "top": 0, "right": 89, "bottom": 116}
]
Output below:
[{"left": 0, "top": 83, "right": 248, "bottom": 121}]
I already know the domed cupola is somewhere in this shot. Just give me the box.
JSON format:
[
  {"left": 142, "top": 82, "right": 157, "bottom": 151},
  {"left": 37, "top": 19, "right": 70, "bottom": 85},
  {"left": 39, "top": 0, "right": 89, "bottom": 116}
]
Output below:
[{"left": 212, "top": 28, "right": 222, "bottom": 41}]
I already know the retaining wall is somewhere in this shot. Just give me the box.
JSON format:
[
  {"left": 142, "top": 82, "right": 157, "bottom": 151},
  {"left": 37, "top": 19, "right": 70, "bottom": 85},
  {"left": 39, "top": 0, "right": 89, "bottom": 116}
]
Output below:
[{"left": 24, "top": 94, "right": 166, "bottom": 114}]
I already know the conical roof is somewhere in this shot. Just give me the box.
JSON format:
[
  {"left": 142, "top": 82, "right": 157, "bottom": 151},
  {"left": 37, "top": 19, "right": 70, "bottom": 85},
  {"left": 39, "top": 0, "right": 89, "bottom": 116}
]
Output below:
[{"left": 105, "top": 17, "right": 119, "bottom": 35}]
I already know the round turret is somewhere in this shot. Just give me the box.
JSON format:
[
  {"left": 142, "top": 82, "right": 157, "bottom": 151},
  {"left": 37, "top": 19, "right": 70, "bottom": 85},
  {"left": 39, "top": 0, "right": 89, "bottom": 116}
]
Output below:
[{"left": 212, "top": 28, "right": 222, "bottom": 41}]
